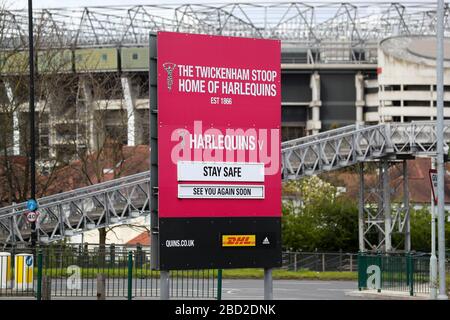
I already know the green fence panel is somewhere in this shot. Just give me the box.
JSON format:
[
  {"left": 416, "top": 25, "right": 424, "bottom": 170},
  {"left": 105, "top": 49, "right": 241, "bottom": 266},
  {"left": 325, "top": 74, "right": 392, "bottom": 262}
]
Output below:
[
  {"left": 127, "top": 251, "right": 133, "bottom": 300},
  {"left": 36, "top": 250, "right": 43, "bottom": 301},
  {"left": 217, "top": 269, "right": 223, "bottom": 300},
  {"left": 357, "top": 253, "right": 366, "bottom": 290},
  {"left": 358, "top": 253, "right": 430, "bottom": 295}
]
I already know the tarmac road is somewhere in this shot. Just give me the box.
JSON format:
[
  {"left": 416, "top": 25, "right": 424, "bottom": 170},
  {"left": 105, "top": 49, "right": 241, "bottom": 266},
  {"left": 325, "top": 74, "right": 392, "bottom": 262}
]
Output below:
[
  {"left": 222, "top": 279, "right": 362, "bottom": 300},
  {"left": 0, "top": 279, "right": 364, "bottom": 300}
]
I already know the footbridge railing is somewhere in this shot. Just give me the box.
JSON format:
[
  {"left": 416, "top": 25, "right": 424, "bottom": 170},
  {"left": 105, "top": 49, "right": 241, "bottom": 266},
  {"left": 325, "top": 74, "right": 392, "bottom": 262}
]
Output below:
[
  {"left": 282, "top": 121, "right": 450, "bottom": 180},
  {"left": 0, "top": 172, "right": 151, "bottom": 245}
]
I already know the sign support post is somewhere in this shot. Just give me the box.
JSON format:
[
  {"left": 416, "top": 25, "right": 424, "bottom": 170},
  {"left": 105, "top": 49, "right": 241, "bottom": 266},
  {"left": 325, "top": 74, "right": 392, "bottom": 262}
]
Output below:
[
  {"left": 264, "top": 268, "right": 273, "bottom": 300},
  {"left": 160, "top": 270, "right": 170, "bottom": 300}
]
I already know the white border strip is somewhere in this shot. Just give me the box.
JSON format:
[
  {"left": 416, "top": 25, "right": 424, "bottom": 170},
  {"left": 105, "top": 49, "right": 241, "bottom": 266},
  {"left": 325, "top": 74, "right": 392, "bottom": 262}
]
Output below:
[
  {"left": 177, "top": 161, "right": 264, "bottom": 182},
  {"left": 178, "top": 184, "right": 265, "bottom": 199}
]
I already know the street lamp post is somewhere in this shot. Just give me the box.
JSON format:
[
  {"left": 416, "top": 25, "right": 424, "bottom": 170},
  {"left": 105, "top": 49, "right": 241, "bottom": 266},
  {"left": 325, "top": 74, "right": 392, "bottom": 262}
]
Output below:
[
  {"left": 28, "top": 0, "right": 37, "bottom": 247},
  {"left": 436, "top": 0, "right": 448, "bottom": 300}
]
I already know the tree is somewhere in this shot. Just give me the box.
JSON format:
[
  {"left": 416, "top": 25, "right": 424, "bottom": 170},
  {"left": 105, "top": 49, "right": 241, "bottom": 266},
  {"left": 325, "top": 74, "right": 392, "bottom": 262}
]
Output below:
[
  {"left": 282, "top": 176, "right": 359, "bottom": 252},
  {"left": 0, "top": 3, "right": 75, "bottom": 205},
  {"left": 404, "top": 206, "right": 450, "bottom": 252},
  {"left": 408, "top": 207, "right": 432, "bottom": 252},
  {"left": 283, "top": 176, "right": 450, "bottom": 253}
]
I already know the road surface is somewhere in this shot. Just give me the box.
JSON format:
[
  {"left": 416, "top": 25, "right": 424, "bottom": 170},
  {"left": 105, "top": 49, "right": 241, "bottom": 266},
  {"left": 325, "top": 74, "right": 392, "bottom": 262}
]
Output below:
[
  {"left": 0, "top": 279, "right": 364, "bottom": 300},
  {"left": 222, "top": 279, "right": 361, "bottom": 300}
]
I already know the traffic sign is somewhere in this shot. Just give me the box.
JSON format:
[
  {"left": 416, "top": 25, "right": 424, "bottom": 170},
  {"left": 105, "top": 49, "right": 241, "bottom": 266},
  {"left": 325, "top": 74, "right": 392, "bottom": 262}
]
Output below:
[
  {"left": 26, "top": 211, "right": 39, "bottom": 223},
  {"left": 25, "top": 256, "right": 33, "bottom": 267},
  {"left": 429, "top": 169, "right": 438, "bottom": 205},
  {"left": 26, "top": 199, "right": 38, "bottom": 211}
]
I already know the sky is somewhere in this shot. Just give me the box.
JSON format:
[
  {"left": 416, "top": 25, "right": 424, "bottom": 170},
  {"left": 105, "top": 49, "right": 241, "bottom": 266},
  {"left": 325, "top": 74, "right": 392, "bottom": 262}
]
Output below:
[
  {"left": 9, "top": 0, "right": 191, "bottom": 9},
  {"left": 7, "top": 0, "right": 440, "bottom": 10}
]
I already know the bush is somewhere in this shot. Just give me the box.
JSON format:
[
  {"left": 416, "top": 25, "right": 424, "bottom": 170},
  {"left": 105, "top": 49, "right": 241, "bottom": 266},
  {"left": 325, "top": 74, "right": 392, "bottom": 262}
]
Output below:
[{"left": 282, "top": 177, "right": 358, "bottom": 252}]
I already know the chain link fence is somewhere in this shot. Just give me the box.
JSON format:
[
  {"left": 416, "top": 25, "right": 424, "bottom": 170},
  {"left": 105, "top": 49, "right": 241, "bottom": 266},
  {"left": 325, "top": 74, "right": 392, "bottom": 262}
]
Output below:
[{"left": 282, "top": 251, "right": 358, "bottom": 272}]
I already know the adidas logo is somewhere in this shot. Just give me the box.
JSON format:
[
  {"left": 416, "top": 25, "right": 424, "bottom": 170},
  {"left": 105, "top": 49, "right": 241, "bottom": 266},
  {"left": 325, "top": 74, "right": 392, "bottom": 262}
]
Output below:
[{"left": 262, "top": 237, "right": 270, "bottom": 245}]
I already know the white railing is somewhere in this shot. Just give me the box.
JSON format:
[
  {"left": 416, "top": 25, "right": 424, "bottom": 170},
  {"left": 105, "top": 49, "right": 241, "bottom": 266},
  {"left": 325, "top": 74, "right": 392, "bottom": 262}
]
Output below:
[{"left": 282, "top": 121, "right": 450, "bottom": 180}]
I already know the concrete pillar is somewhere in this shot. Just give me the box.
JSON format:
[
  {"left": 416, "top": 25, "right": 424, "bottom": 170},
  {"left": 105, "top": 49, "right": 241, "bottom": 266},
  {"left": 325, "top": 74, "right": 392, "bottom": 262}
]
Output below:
[
  {"left": 160, "top": 270, "right": 170, "bottom": 300},
  {"left": 42, "top": 275, "right": 52, "bottom": 300},
  {"left": 121, "top": 76, "right": 137, "bottom": 146},
  {"left": 308, "top": 71, "right": 321, "bottom": 135},
  {"left": 12, "top": 111, "right": 20, "bottom": 156},
  {"left": 4, "top": 82, "right": 20, "bottom": 155},
  {"left": 96, "top": 274, "right": 106, "bottom": 300},
  {"left": 48, "top": 115, "right": 56, "bottom": 158},
  {"left": 355, "top": 72, "right": 365, "bottom": 126},
  {"left": 47, "top": 94, "right": 57, "bottom": 159},
  {"left": 80, "top": 77, "right": 97, "bottom": 151}
]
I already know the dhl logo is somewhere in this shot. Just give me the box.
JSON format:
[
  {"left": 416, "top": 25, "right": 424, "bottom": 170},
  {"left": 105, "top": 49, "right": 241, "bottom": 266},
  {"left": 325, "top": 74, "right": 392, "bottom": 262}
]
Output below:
[{"left": 222, "top": 235, "right": 256, "bottom": 247}]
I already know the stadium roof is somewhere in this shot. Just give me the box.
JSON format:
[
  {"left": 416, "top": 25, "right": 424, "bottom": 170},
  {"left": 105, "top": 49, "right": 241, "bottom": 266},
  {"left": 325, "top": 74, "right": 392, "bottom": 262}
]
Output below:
[
  {"left": 380, "top": 35, "right": 450, "bottom": 67},
  {"left": 1, "top": 2, "right": 449, "bottom": 49}
]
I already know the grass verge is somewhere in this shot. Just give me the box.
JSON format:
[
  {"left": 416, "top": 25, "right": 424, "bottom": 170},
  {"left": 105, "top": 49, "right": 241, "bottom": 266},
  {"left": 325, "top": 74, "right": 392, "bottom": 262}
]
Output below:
[
  {"left": 447, "top": 276, "right": 450, "bottom": 295},
  {"left": 36, "top": 267, "right": 356, "bottom": 280},
  {"left": 222, "top": 269, "right": 357, "bottom": 281}
]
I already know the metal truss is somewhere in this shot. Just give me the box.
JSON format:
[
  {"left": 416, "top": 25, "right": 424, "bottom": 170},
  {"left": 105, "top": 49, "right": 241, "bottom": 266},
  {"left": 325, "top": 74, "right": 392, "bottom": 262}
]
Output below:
[
  {"left": 358, "top": 160, "right": 410, "bottom": 252},
  {"left": 390, "top": 161, "right": 411, "bottom": 252},
  {"left": 0, "top": 172, "right": 150, "bottom": 245},
  {"left": 1, "top": 2, "right": 450, "bottom": 63},
  {"left": 281, "top": 124, "right": 357, "bottom": 152},
  {"left": 282, "top": 123, "right": 390, "bottom": 179},
  {"left": 282, "top": 121, "right": 450, "bottom": 180}
]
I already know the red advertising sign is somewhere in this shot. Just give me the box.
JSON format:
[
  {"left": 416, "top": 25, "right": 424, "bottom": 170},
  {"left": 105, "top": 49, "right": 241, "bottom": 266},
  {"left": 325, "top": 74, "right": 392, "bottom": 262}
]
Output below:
[
  {"left": 158, "top": 31, "right": 281, "bottom": 218},
  {"left": 156, "top": 31, "right": 281, "bottom": 269}
]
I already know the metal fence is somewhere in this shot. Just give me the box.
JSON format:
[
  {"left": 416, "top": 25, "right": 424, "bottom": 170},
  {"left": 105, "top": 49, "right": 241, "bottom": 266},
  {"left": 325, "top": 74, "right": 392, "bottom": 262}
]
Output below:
[
  {"left": 0, "top": 244, "right": 218, "bottom": 299},
  {"left": 282, "top": 251, "right": 358, "bottom": 272},
  {"left": 358, "top": 253, "right": 430, "bottom": 296},
  {"left": 3, "top": 245, "right": 443, "bottom": 299},
  {"left": 0, "top": 246, "right": 36, "bottom": 297},
  {"left": 1, "top": 248, "right": 360, "bottom": 299}
]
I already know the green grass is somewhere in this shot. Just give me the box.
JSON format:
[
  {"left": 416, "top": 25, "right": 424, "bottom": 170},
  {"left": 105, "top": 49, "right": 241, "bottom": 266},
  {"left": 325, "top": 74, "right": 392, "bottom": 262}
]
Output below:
[
  {"left": 222, "top": 269, "right": 357, "bottom": 281},
  {"left": 35, "top": 267, "right": 356, "bottom": 281},
  {"left": 38, "top": 267, "right": 160, "bottom": 278},
  {"left": 447, "top": 276, "right": 450, "bottom": 295}
]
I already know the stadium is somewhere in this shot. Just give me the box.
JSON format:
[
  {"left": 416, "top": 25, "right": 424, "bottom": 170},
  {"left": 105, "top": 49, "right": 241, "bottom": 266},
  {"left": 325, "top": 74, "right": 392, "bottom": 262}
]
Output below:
[{"left": 1, "top": 2, "right": 450, "bottom": 164}]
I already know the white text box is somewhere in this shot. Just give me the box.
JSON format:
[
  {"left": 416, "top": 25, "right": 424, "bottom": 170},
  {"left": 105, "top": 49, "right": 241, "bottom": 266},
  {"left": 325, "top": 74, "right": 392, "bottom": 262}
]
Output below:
[
  {"left": 177, "top": 161, "right": 264, "bottom": 182},
  {"left": 178, "top": 184, "right": 264, "bottom": 199}
]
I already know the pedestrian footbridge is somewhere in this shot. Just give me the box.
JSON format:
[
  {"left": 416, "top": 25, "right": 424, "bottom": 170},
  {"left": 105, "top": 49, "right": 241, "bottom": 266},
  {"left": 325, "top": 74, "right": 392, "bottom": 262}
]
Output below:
[
  {"left": 281, "top": 121, "right": 450, "bottom": 179},
  {"left": 0, "top": 172, "right": 150, "bottom": 245},
  {"left": 0, "top": 121, "right": 449, "bottom": 249}
]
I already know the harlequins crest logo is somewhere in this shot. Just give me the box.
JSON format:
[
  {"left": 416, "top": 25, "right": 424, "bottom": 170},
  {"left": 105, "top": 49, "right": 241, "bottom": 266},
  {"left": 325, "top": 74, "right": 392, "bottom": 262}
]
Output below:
[{"left": 163, "top": 62, "right": 177, "bottom": 91}]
